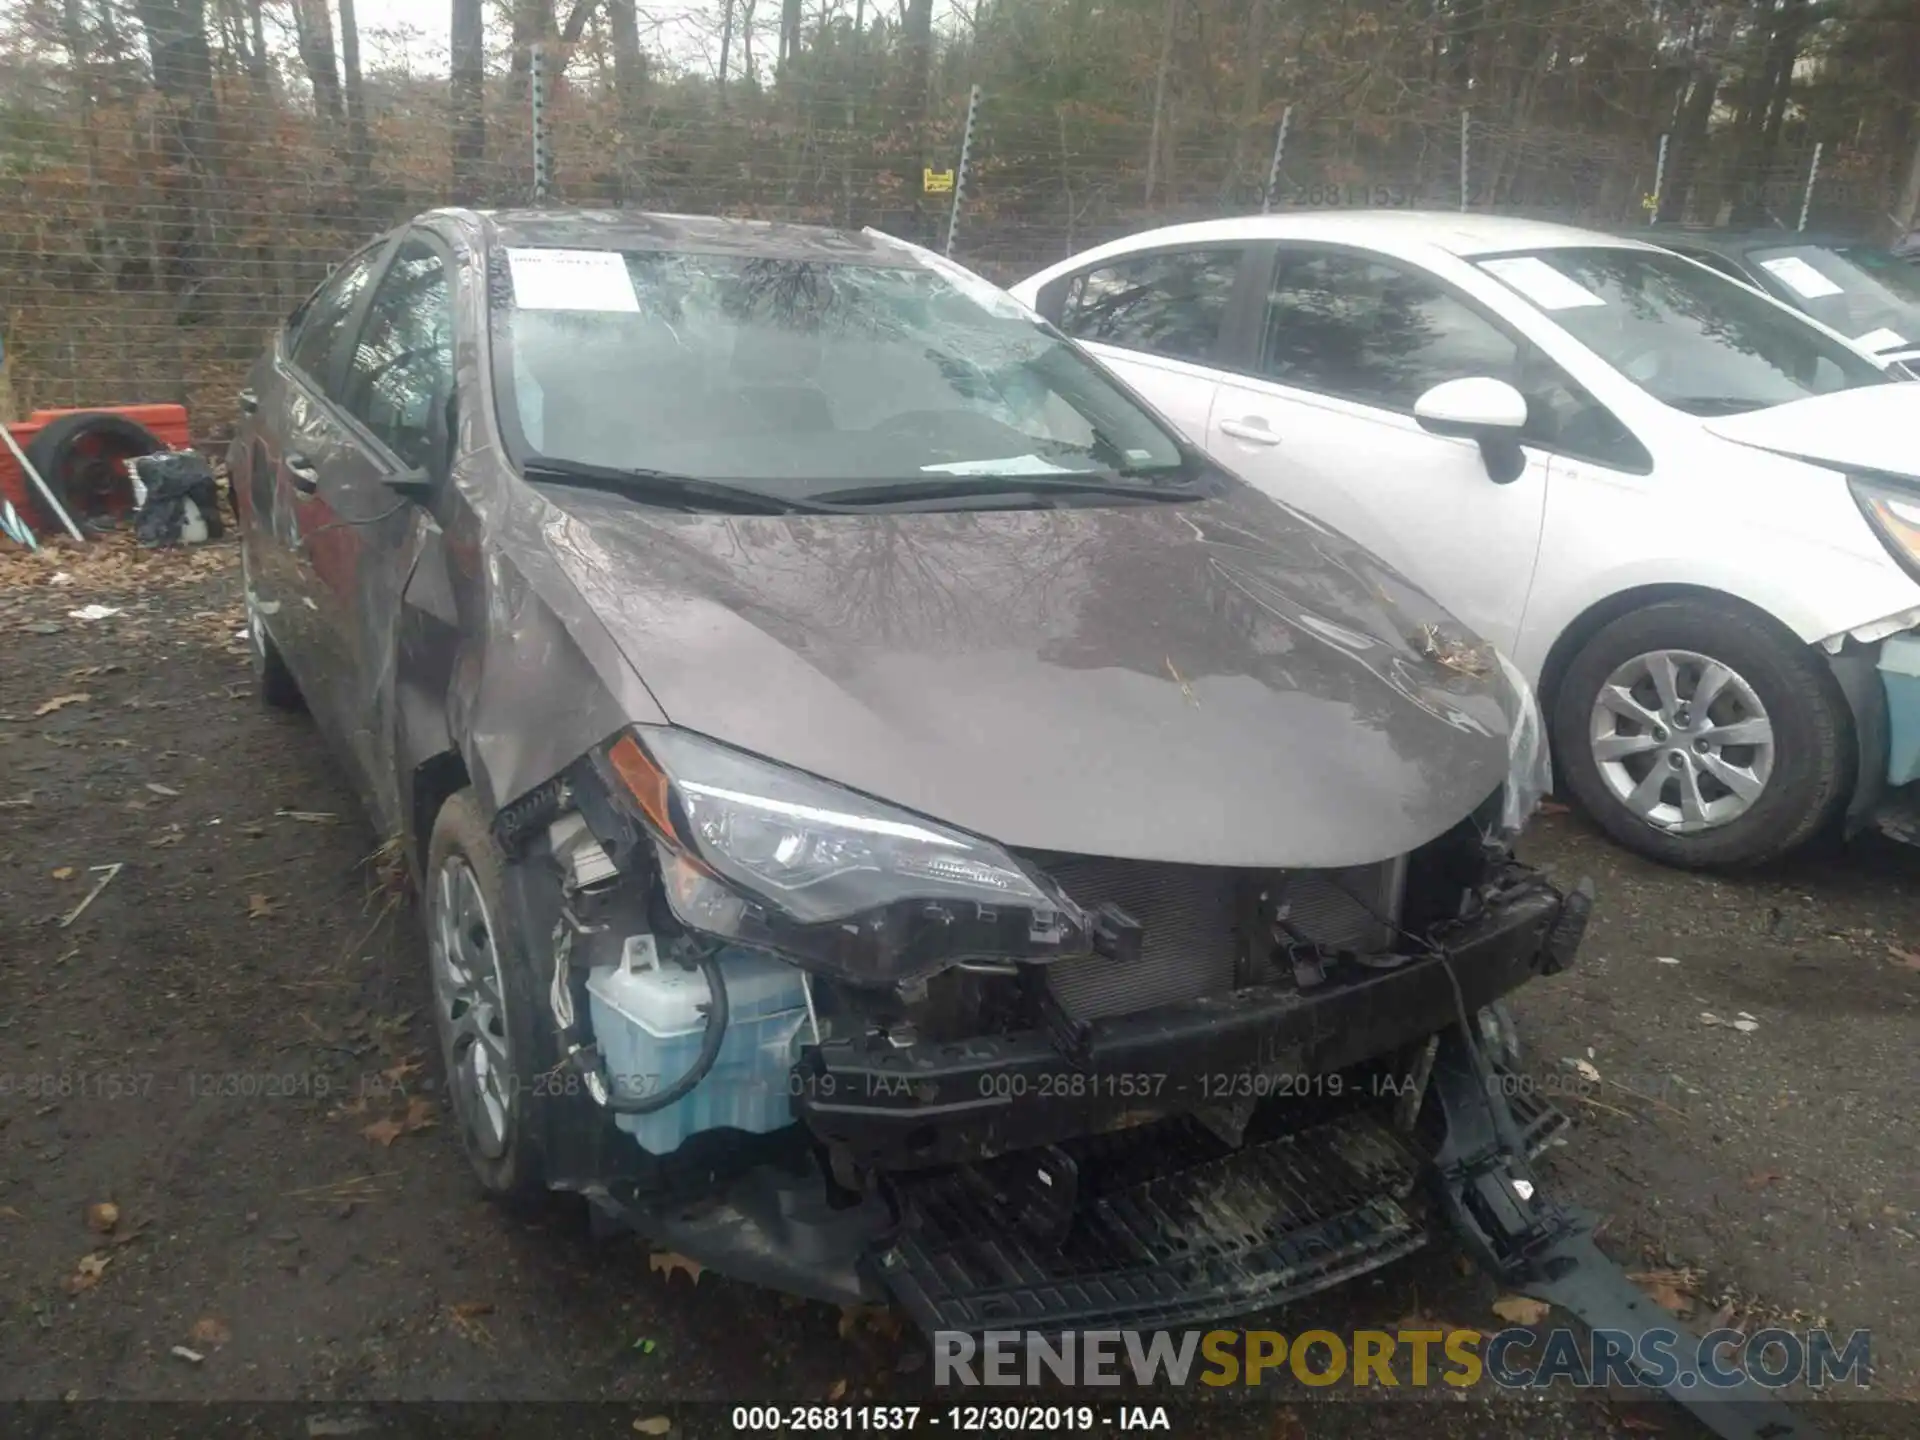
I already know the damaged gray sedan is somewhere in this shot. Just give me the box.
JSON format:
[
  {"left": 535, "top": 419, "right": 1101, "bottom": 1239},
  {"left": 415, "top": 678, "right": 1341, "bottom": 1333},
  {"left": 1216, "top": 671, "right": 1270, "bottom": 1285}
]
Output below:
[{"left": 231, "top": 209, "right": 1597, "bottom": 1334}]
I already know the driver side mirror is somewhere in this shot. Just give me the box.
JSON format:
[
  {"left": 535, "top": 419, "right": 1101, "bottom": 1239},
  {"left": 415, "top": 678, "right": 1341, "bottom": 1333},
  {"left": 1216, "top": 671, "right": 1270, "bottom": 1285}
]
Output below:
[{"left": 1413, "top": 377, "right": 1530, "bottom": 484}]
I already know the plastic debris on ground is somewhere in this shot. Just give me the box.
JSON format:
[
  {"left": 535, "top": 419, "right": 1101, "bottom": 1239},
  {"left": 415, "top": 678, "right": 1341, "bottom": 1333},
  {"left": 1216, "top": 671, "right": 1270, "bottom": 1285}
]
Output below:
[{"left": 127, "top": 452, "right": 224, "bottom": 548}]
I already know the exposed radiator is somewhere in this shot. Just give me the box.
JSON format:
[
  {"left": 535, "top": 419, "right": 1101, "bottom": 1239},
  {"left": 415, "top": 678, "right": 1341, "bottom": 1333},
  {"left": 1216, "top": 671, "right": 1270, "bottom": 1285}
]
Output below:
[{"left": 1038, "top": 856, "right": 1403, "bottom": 1022}]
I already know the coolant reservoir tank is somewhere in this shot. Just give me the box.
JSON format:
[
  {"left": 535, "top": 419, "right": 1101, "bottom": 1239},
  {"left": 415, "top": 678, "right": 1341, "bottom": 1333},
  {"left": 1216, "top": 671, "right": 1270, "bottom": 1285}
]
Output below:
[{"left": 585, "top": 936, "right": 811, "bottom": 1156}]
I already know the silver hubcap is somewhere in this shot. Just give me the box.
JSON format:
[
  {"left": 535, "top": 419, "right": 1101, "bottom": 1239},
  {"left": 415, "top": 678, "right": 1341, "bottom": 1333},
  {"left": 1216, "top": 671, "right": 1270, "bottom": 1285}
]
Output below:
[
  {"left": 429, "top": 856, "right": 514, "bottom": 1160},
  {"left": 1588, "top": 649, "right": 1775, "bottom": 834}
]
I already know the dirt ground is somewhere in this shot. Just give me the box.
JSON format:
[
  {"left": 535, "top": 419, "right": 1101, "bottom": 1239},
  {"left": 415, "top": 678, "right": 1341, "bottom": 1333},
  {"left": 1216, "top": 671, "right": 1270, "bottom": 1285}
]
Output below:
[{"left": 2, "top": 532, "right": 1917, "bottom": 1438}]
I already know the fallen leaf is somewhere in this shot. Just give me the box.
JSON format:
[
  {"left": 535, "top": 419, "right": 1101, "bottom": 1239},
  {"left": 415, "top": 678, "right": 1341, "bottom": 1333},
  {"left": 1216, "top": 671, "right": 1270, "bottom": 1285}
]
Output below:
[
  {"left": 247, "top": 893, "right": 279, "bottom": 920},
  {"left": 1572, "top": 1058, "right": 1601, "bottom": 1083},
  {"left": 35, "top": 693, "right": 90, "bottom": 716},
  {"left": 1618, "top": 1414, "right": 1664, "bottom": 1433},
  {"left": 402, "top": 1097, "right": 437, "bottom": 1132},
  {"left": 1628, "top": 1270, "right": 1695, "bottom": 1316},
  {"left": 1654, "top": 955, "right": 1680, "bottom": 965},
  {"left": 0, "top": 1206, "right": 23, "bottom": 1221},
  {"left": 382, "top": 1056, "right": 423, "bottom": 1086},
  {"left": 631, "top": 1420, "right": 672, "bottom": 1437},
  {"left": 827, "top": 1379, "right": 848, "bottom": 1401},
  {"left": 146, "top": 783, "right": 179, "bottom": 797},
  {"left": 648, "top": 1251, "right": 705, "bottom": 1286},
  {"left": 51, "top": 866, "right": 74, "bottom": 881},
  {"left": 1887, "top": 945, "right": 1920, "bottom": 971},
  {"left": 1742, "top": 1169, "right": 1785, "bottom": 1191},
  {"left": 1271, "top": 1409, "right": 1308, "bottom": 1440},
  {"left": 362, "top": 1118, "right": 405, "bottom": 1148},
  {"left": 66, "top": 1252, "right": 111, "bottom": 1293},
  {"left": 189, "top": 1316, "right": 231, "bottom": 1348},
  {"left": 448, "top": 1301, "right": 493, "bottom": 1319},
  {"left": 85, "top": 1202, "right": 119, "bottom": 1234},
  {"left": 1731, "top": 1018, "right": 1759, "bottom": 1033},
  {"left": 170, "top": 1345, "right": 204, "bottom": 1365},
  {"left": 1538, "top": 799, "right": 1571, "bottom": 815},
  {"left": 1491, "top": 1294, "right": 1552, "bottom": 1326}
]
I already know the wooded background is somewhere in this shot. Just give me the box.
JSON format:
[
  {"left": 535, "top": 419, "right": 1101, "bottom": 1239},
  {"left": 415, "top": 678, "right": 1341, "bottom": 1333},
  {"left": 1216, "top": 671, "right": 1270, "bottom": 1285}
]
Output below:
[{"left": 0, "top": 0, "right": 1916, "bottom": 431}]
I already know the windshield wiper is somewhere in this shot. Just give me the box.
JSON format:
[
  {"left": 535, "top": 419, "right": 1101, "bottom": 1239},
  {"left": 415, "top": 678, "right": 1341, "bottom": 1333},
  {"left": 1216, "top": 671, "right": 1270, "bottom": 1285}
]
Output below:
[
  {"left": 813, "top": 471, "right": 1205, "bottom": 506},
  {"left": 521, "top": 458, "right": 837, "bottom": 514}
]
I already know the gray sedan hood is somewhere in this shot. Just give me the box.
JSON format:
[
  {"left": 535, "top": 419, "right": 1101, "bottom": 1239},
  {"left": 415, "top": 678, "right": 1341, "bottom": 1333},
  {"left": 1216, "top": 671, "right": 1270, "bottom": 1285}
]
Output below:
[{"left": 530, "top": 484, "right": 1516, "bottom": 868}]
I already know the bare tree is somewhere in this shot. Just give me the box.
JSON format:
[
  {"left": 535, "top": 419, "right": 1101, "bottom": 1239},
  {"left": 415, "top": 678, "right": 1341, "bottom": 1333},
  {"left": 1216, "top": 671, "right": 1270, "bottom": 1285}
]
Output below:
[
  {"left": 339, "top": 0, "right": 371, "bottom": 199},
  {"left": 1144, "top": 0, "right": 1178, "bottom": 203},
  {"left": 132, "top": 0, "right": 219, "bottom": 297},
  {"left": 290, "top": 0, "right": 342, "bottom": 122},
  {"left": 452, "top": 0, "right": 487, "bottom": 203}
]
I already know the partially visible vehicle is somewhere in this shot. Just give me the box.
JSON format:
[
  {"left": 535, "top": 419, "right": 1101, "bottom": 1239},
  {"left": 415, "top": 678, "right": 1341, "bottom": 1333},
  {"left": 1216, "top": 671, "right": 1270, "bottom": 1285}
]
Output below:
[
  {"left": 1013, "top": 212, "right": 1920, "bottom": 869},
  {"left": 1621, "top": 227, "right": 1920, "bottom": 376},
  {"left": 225, "top": 207, "right": 1591, "bottom": 1334}
]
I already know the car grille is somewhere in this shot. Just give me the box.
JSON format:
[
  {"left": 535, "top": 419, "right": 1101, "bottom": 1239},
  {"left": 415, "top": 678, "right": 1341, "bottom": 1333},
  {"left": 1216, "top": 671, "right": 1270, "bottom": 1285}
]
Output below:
[{"left": 1035, "top": 856, "right": 1403, "bottom": 1022}]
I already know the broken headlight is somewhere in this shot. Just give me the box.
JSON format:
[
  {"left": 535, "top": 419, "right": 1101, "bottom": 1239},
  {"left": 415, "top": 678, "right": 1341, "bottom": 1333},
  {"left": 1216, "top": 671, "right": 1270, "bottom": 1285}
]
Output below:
[
  {"left": 1496, "top": 654, "right": 1551, "bottom": 839},
  {"left": 594, "top": 726, "right": 1092, "bottom": 985}
]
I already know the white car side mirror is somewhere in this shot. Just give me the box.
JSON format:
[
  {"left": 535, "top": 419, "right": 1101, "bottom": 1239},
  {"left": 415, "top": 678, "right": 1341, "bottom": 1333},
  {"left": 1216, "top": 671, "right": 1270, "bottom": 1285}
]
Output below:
[
  {"left": 1414, "top": 377, "right": 1530, "bottom": 485},
  {"left": 1413, "top": 377, "right": 1528, "bottom": 438}
]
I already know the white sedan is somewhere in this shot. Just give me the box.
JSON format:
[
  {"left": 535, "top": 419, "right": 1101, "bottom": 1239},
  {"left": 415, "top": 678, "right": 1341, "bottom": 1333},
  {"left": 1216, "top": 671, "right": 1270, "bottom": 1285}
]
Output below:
[{"left": 1012, "top": 213, "right": 1920, "bottom": 868}]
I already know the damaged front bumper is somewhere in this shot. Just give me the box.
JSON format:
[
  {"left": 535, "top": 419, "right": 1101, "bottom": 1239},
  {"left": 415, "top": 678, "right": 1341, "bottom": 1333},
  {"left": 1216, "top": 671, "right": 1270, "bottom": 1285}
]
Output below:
[
  {"left": 1821, "top": 624, "right": 1920, "bottom": 840},
  {"left": 796, "top": 870, "right": 1578, "bottom": 1170},
  {"left": 515, "top": 853, "right": 1592, "bottom": 1326}
]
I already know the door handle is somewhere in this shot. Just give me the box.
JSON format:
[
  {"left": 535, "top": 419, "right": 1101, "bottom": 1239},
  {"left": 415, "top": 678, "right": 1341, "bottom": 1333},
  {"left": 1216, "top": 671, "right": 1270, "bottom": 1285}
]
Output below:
[
  {"left": 286, "top": 453, "right": 319, "bottom": 495},
  {"left": 237, "top": 388, "right": 258, "bottom": 415},
  {"left": 1218, "top": 418, "right": 1280, "bottom": 445}
]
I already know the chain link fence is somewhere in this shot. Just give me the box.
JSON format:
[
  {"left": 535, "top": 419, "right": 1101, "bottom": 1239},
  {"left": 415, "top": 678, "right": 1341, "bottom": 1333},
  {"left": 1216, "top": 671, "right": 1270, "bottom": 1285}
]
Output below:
[{"left": 0, "top": 45, "right": 1905, "bottom": 437}]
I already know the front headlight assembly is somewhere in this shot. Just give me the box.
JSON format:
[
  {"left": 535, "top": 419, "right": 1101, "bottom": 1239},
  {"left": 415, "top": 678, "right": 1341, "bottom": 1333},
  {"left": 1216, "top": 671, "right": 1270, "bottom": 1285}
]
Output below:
[
  {"left": 1851, "top": 474, "right": 1920, "bottom": 584},
  {"left": 591, "top": 726, "right": 1098, "bottom": 985}
]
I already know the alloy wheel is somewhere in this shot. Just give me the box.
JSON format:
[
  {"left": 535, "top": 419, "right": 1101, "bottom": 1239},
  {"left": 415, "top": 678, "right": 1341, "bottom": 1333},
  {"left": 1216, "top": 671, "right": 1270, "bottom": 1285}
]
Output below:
[
  {"left": 1587, "top": 648, "right": 1775, "bottom": 834},
  {"left": 428, "top": 855, "right": 515, "bottom": 1160}
]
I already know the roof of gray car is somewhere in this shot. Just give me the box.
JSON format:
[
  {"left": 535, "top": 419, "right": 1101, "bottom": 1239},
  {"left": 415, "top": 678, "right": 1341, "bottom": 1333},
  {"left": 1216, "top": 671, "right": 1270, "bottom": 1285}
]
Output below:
[{"left": 474, "top": 208, "right": 929, "bottom": 265}]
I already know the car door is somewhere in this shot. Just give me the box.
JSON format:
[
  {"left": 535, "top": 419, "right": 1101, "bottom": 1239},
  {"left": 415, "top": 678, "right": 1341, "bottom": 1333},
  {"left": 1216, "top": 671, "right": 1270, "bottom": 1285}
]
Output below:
[
  {"left": 243, "top": 238, "right": 392, "bottom": 720},
  {"left": 312, "top": 232, "right": 457, "bottom": 833},
  {"left": 1037, "top": 244, "right": 1257, "bottom": 444},
  {"left": 1201, "top": 245, "right": 1556, "bottom": 655}
]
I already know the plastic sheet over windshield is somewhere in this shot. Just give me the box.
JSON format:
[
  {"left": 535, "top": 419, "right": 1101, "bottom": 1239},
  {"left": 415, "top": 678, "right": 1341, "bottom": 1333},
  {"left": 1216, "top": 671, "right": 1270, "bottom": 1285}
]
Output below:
[
  {"left": 1475, "top": 247, "right": 1890, "bottom": 415},
  {"left": 487, "top": 247, "right": 1189, "bottom": 494}
]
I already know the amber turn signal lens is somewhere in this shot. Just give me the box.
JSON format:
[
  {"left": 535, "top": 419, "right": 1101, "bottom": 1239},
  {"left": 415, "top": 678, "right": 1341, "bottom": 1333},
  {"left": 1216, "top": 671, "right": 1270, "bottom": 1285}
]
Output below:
[{"left": 607, "top": 733, "right": 674, "bottom": 836}]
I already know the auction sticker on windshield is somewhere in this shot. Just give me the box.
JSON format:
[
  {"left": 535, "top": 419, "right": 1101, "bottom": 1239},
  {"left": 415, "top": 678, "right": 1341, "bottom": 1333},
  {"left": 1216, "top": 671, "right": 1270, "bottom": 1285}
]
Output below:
[
  {"left": 1855, "top": 326, "right": 1907, "bottom": 352},
  {"left": 1481, "top": 256, "right": 1606, "bottom": 310},
  {"left": 505, "top": 247, "right": 641, "bottom": 312},
  {"left": 1758, "top": 255, "right": 1845, "bottom": 299}
]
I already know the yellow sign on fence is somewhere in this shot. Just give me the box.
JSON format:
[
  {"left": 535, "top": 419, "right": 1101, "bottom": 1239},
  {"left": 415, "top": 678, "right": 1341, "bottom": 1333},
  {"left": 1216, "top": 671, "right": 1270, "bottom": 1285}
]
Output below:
[{"left": 923, "top": 168, "right": 955, "bottom": 194}]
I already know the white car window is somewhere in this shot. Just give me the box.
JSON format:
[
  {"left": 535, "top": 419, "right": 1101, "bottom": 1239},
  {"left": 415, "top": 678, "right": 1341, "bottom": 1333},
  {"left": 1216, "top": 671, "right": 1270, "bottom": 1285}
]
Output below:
[
  {"left": 1476, "top": 246, "right": 1891, "bottom": 415},
  {"left": 1056, "top": 249, "right": 1242, "bottom": 364},
  {"left": 1257, "top": 247, "right": 1652, "bottom": 472}
]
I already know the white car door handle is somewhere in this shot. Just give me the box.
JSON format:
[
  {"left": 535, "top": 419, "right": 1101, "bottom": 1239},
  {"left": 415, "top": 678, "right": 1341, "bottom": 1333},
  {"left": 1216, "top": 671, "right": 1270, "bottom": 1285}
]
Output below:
[{"left": 1218, "top": 418, "right": 1280, "bottom": 445}]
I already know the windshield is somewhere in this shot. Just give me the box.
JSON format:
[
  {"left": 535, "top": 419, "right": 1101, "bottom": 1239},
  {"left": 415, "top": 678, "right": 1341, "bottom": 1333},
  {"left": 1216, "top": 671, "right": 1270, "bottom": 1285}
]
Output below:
[
  {"left": 487, "top": 244, "right": 1189, "bottom": 497},
  {"left": 1747, "top": 244, "right": 1920, "bottom": 347},
  {"left": 1476, "top": 246, "right": 1890, "bottom": 415}
]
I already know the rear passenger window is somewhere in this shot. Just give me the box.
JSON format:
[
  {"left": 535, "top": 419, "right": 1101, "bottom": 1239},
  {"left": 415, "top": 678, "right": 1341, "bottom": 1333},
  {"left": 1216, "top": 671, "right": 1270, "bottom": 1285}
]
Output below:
[
  {"left": 289, "top": 249, "right": 382, "bottom": 391},
  {"left": 1057, "top": 249, "right": 1242, "bottom": 364}
]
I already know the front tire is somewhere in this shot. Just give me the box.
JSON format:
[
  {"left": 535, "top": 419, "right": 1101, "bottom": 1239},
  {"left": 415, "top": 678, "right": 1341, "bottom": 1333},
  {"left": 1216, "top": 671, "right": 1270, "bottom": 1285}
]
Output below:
[
  {"left": 1552, "top": 598, "right": 1850, "bottom": 869},
  {"left": 425, "top": 789, "right": 551, "bottom": 1207}
]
